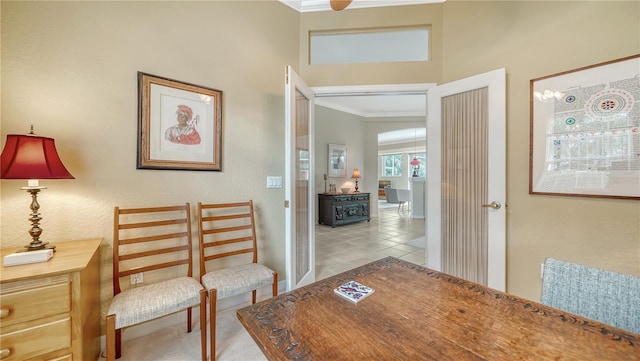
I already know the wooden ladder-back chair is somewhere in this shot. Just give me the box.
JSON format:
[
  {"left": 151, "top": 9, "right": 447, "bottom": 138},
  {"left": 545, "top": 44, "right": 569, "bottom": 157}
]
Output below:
[
  {"left": 106, "top": 203, "right": 206, "bottom": 361},
  {"left": 197, "top": 200, "right": 277, "bottom": 360}
]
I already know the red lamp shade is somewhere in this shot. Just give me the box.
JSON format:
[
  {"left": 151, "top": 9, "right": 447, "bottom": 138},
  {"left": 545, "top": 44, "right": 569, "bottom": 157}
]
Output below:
[
  {"left": 410, "top": 157, "right": 421, "bottom": 166},
  {"left": 1, "top": 134, "right": 74, "bottom": 180}
]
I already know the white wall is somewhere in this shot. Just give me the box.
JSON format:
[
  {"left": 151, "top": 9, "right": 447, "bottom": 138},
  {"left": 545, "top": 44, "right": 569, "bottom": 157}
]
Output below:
[{"left": 314, "top": 105, "right": 366, "bottom": 200}]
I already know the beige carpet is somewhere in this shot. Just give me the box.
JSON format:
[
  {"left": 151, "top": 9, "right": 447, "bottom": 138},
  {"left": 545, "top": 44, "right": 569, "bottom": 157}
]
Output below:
[{"left": 100, "top": 305, "right": 267, "bottom": 361}]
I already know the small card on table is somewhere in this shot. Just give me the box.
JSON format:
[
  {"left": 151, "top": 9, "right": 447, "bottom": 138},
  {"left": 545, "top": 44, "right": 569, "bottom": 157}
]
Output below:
[{"left": 334, "top": 280, "right": 375, "bottom": 303}]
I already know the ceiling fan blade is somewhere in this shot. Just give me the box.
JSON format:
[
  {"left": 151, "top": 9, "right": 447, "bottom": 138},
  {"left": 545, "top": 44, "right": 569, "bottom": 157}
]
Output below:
[{"left": 330, "top": 0, "right": 353, "bottom": 11}]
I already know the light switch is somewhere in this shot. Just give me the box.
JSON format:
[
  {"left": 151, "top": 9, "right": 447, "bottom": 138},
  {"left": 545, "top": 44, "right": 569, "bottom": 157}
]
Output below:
[{"left": 267, "top": 176, "right": 283, "bottom": 189}]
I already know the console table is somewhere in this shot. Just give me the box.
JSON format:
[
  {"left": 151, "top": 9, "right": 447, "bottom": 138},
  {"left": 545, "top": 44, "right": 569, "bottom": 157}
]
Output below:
[
  {"left": 0, "top": 239, "right": 101, "bottom": 361},
  {"left": 318, "top": 193, "right": 370, "bottom": 227}
]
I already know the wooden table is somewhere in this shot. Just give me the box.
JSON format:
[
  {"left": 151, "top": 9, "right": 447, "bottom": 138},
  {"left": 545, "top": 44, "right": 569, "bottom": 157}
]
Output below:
[{"left": 237, "top": 257, "right": 638, "bottom": 360}]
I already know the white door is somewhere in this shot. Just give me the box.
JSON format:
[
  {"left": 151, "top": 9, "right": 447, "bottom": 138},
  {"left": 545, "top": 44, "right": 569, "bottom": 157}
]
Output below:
[
  {"left": 426, "top": 68, "right": 506, "bottom": 291},
  {"left": 285, "top": 65, "right": 316, "bottom": 291}
]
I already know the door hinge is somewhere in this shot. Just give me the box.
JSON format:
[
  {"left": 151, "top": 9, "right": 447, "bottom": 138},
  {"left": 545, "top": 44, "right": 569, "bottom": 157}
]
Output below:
[{"left": 284, "top": 200, "right": 290, "bottom": 208}]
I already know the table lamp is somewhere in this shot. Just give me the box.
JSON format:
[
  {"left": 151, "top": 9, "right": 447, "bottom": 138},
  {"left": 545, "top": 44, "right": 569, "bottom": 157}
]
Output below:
[
  {"left": 410, "top": 156, "right": 421, "bottom": 177},
  {"left": 0, "top": 127, "right": 75, "bottom": 251},
  {"left": 351, "top": 168, "right": 361, "bottom": 193}
]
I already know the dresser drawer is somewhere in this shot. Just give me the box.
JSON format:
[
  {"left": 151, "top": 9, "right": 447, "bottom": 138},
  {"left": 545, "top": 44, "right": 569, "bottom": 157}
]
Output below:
[
  {"left": 0, "top": 315, "right": 71, "bottom": 361},
  {"left": 0, "top": 279, "right": 70, "bottom": 327},
  {"left": 49, "top": 355, "right": 73, "bottom": 361}
]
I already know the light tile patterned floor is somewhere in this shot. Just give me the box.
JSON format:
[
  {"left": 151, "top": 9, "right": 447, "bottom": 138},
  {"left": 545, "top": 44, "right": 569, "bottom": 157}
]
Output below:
[{"left": 315, "top": 201, "right": 426, "bottom": 280}]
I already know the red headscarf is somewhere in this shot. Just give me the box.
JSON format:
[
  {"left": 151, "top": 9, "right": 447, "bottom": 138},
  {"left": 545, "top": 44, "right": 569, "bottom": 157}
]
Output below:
[{"left": 177, "top": 105, "right": 193, "bottom": 121}]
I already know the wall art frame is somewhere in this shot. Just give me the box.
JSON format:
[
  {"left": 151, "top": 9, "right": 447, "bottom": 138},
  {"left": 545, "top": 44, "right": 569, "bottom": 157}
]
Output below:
[
  {"left": 137, "top": 72, "right": 222, "bottom": 171},
  {"left": 328, "top": 143, "right": 347, "bottom": 178},
  {"left": 529, "top": 54, "right": 640, "bottom": 200}
]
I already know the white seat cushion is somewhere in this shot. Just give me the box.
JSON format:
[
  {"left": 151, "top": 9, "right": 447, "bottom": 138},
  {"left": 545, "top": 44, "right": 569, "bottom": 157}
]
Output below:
[
  {"left": 108, "top": 276, "right": 203, "bottom": 329},
  {"left": 201, "top": 263, "right": 274, "bottom": 300}
]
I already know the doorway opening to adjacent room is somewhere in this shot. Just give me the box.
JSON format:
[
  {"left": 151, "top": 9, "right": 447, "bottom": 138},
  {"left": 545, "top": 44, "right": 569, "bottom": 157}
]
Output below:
[{"left": 311, "top": 85, "right": 430, "bottom": 282}]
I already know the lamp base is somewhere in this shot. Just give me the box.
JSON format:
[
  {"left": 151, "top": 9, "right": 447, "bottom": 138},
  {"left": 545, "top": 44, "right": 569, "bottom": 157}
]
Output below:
[
  {"left": 19, "top": 242, "right": 56, "bottom": 253},
  {"left": 17, "top": 185, "right": 56, "bottom": 252}
]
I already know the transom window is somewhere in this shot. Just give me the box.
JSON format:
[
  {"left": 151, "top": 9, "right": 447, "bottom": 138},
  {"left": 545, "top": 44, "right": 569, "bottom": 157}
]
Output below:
[{"left": 310, "top": 26, "right": 429, "bottom": 65}]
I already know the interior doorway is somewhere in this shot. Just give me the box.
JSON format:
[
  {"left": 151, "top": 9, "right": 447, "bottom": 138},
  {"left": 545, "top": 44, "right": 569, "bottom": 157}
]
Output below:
[
  {"left": 312, "top": 84, "right": 433, "bottom": 219},
  {"left": 312, "top": 84, "right": 432, "bottom": 279}
]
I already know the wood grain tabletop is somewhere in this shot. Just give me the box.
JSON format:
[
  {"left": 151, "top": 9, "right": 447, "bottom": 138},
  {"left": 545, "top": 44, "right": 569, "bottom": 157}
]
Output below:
[{"left": 237, "top": 257, "right": 638, "bottom": 360}]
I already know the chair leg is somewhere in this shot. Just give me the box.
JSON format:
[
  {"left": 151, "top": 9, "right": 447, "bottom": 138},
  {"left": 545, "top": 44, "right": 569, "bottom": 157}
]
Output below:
[
  {"left": 210, "top": 289, "right": 217, "bottom": 361},
  {"left": 115, "top": 328, "right": 121, "bottom": 358},
  {"left": 106, "top": 314, "right": 120, "bottom": 361},
  {"left": 187, "top": 307, "right": 193, "bottom": 332},
  {"left": 272, "top": 272, "right": 278, "bottom": 297},
  {"left": 252, "top": 290, "right": 257, "bottom": 304},
  {"left": 200, "top": 289, "right": 207, "bottom": 361}
]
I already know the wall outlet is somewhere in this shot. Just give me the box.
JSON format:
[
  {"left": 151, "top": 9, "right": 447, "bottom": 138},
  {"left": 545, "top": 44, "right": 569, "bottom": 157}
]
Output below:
[{"left": 130, "top": 272, "right": 144, "bottom": 285}]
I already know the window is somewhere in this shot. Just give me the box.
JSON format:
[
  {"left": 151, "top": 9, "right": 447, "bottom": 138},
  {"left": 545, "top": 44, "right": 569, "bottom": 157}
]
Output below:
[
  {"left": 410, "top": 153, "right": 426, "bottom": 178},
  {"left": 310, "top": 27, "right": 429, "bottom": 65},
  {"left": 382, "top": 154, "right": 402, "bottom": 176}
]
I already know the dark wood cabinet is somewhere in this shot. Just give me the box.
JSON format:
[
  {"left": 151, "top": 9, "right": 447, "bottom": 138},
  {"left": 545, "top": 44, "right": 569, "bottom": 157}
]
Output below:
[{"left": 318, "top": 193, "right": 370, "bottom": 227}]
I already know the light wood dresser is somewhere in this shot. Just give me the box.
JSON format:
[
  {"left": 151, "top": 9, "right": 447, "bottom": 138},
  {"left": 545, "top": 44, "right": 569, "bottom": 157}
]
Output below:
[{"left": 0, "top": 239, "right": 101, "bottom": 361}]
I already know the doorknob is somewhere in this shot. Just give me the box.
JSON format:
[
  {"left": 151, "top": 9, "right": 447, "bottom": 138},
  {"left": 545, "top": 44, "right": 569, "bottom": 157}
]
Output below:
[{"left": 481, "top": 201, "right": 501, "bottom": 210}]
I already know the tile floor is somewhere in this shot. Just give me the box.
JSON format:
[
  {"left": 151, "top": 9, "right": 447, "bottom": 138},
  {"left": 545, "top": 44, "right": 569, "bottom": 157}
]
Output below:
[{"left": 315, "top": 200, "right": 426, "bottom": 280}]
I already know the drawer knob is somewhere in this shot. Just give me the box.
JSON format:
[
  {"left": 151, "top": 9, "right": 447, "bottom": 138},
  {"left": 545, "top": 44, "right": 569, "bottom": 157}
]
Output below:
[
  {"left": 0, "top": 348, "right": 10, "bottom": 359},
  {"left": 0, "top": 308, "right": 9, "bottom": 319}
]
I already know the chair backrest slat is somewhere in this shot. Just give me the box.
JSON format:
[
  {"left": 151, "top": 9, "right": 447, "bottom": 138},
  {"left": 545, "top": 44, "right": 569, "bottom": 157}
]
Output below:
[
  {"left": 202, "top": 212, "right": 251, "bottom": 222},
  {"left": 200, "top": 202, "right": 248, "bottom": 209},
  {"left": 204, "top": 248, "right": 253, "bottom": 262},
  {"left": 119, "top": 259, "right": 191, "bottom": 277},
  {"left": 203, "top": 236, "right": 253, "bottom": 248},
  {"left": 119, "top": 218, "right": 188, "bottom": 230},
  {"left": 197, "top": 201, "right": 258, "bottom": 280},
  {"left": 118, "top": 205, "right": 188, "bottom": 214},
  {"left": 118, "top": 232, "right": 190, "bottom": 245},
  {"left": 118, "top": 245, "right": 189, "bottom": 262},
  {"left": 113, "top": 203, "right": 193, "bottom": 295},
  {"left": 203, "top": 224, "right": 252, "bottom": 235}
]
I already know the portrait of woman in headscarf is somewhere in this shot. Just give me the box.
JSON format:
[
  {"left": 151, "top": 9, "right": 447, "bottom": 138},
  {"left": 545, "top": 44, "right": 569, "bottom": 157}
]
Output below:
[{"left": 165, "top": 104, "right": 201, "bottom": 145}]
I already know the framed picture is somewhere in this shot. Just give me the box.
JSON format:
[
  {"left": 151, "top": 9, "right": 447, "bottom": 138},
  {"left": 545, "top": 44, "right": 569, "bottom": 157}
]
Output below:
[
  {"left": 137, "top": 72, "right": 222, "bottom": 171},
  {"left": 328, "top": 143, "right": 347, "bottom": 178},
  {"left": 529, "top": 54, "right": 640, "bottom": 200}
]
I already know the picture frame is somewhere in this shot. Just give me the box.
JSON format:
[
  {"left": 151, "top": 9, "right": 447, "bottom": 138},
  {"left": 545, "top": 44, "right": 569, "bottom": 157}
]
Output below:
[
  {"left": 137, "top": 72, "right": 222, "bottom": 171},
  {"left": 529, "top": 54, "right": 640, "bottom": 200},
  {"left": 328, "top": 143, "right": 347, "bottom": 178}
]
